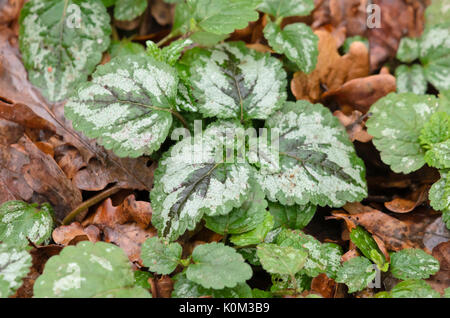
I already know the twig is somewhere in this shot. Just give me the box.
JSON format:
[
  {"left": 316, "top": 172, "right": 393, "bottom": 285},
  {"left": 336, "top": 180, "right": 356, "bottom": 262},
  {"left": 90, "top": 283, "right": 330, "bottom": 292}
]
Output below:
[{"left": 62, "top": 185, "right": 122, "bottom": 225}]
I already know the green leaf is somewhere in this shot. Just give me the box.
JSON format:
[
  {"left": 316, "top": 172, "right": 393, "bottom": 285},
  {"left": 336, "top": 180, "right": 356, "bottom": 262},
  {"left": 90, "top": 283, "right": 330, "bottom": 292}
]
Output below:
[
  {"left": 114, "top": 0, "right": 148, "bottom": 21},
  {"left": 141, "top": 237, "right": 182, "bottom": 275},
  {"left": 264, "top": 22, "right": 318, "bottom": 73},
  {"left": 390, "top": 248, "right": 440, "bottom": 280},
  {"left": 350, "top": 226, "right": 389, "bottom": 272},
  {"left": 186, "top": 242, "right": 252, "bottom": 289},
  {"left": 396, "top": 37, "right": 420, "bottom": 63},
  {"left": 151, "top": 121, "right": 257, "bottom": 241},
  {"left": 420, "top": 112, "right": 450, "bottom": 169},
  {"left": 204, "top": 179, "right": 267, "bottom": 235},
  {"left": 395, "top": 64, "right": 427, "bottom": 95},
  {"left": 171, "top": 273, "right": 252, "bottom": 298},
  {"left": 183, "top": 41, "right": 287, "bottom": 120},
  {"left": 109, "top": 39, "right": 145, "bottom": 59},
  {"left": 237, "top": 247, "right": 261, "bottom": 266},
  {"left": 336, "top": 257, "right": 376, "bottom": 293},
  {"left": 268, "top": 201, "right": 316, "bottom": 230},
  {"left": 19, "top": 0, "right": 111, "bottom": 102},
  {"left": 445, "top": 287, "right": 450, "bottom": 298},
  {"left": 425, "top": 0, "right": 450, "bottom": 30},
  {"left": 387, "top": 279, "right": 441, "bottom": 298},
  {"left": 0, "top": 244, "right": 32, "bottom": 298},
  {"left": 230, "top": 212, "right": 274, "bottom": 246},
  {"left": 252, "top": 288, "right": 272, "bottom": 298},
  {"left": 133, "top": 271, "right": 152, "bottom": 290},
  {"left": 34, "top": 242, "right": 151, "bottom": 297},
  {"left": 270, "top": 272, "right": 312, "bottom": 293},
  {"left": 258, "top": 0, "right": 314, "bottom": 18},
  {"left": 65, "top": 54, "right": 178, "bottom": 158},
  {"left": 187, "top": 0, "right": 259, "bottom": 35},
  {"left": 254, "top": 101, "right": 367, "bottom": 207},
  {"left": 146, "top": 38, "right": 193, "bottom": 66},
  {"left": 429, "top": 171, "right": 450, "bottom": 224},
  {"left": 0, "top": 201, "right": 53, "bottom": 247},
  {"left": 420, "top": 23, "right": 450, "bottom": 91},
  {"left": 257, "top": 243, "right": 308, "bottom": 276},
  {"left": 321, "top": 243, "right": 343, "bottom": 280},
  {"left": 366, "top": 93, "right": 441, "bottom": 173}
]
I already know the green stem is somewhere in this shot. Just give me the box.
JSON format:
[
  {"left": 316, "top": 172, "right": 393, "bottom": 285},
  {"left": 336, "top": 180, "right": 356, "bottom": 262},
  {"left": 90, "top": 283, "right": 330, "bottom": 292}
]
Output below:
[{"left": 62, "top": 185, "right": 122, "bottom": 225}]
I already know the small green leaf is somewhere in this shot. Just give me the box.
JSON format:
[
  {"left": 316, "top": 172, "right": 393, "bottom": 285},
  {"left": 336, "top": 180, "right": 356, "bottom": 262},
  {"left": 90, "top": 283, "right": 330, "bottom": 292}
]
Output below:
[
  {"left": 257, "top": 243, "right": 308, "bottom": 276},
  {"left": 186, "top": 242, "right": 252, "bottom": 289},
  {"left": 204, "top": 180, "right": 267, "bottom": 235},
  {"left": 255, "top": 101, "right": 367, "bottom": 207},
  {"left": 420, "top": 112, "right": 450, "bottom": 169},
  {"left": 141, "top": 237, "right": 182, "bottom": 275},
  {"left": 429, "top": 171, "right": 450, "bottom": 226},
  {"left": 350, "top": 226, "right": 389, "bottom": 272},
  {"left": 34, "top": 242, "right": 151, "bottom": 298},
  {"left": 19, "top": 0, "right": 111, "bottom": 102},
  {"left": 264, "top": 22, "right": 318, "bottom": 73},
  {"left": 134, "top": 271, "right": 152, "bottom": 290},
  {"left": 230, "top": 212, "right": 274, "bottom": 246},
  {"left": 396, "top": 37, "right": 420, "bottom": 63},
  {"left": 252, "top": 288, "right": 272, "bottom": 298},
  {"left": 0, "top": 201, "right": 53, "bottom": 247},
  {"left": 114, "top": 0, "right": 148, "bottom": 21},
  {"left": 65, "top": 54, "right": 178, "bottom": 158},
  {"left": 420, "top": 23, "right": 450, "bottom": 92},
  {"left": 366, "top": 93, "right": 441, "bottom": 173},
  {"left": 187, "top": 0, "right": 259, "bottom": 35},
  {"left": 321, "top": 243, "right": 343, "bottom": 280},
  {"left": 258, "top": 0, "right": 314, "bottom": 19},
  {"left": 390, "top": 248, "right": 440, "bottom": 280},
  {"left": 395, "top": 64, "right": 427, "bottom": 95},
  {"left": 425, "top": 0, "right": 450, "bottom": 30},
  {"left": 268, "top": 202, "right": 316, "bottom": 230},
  {"left": 183, "top": 41, "right": 287, "bottom": 120},
  {"left": 146, "top": 38, "right": 193, "bottom": 66},
  {"left": 237, "top": 247, "right": 260, "bottom": 266},
  {"left": 336, "top": 257, "right": 377, "bottom": 293},
  {"left": 388, "top": 279, "right": 440, "bottom": 298},
  {"left": 109, "top": 39, "right": 145, "bottom": 59},
  {"left": 151, "top": 121, "right": 257, "bottom": 241},
  {"left": 0, "top": 244, "right": 32, "bottom": 298}
]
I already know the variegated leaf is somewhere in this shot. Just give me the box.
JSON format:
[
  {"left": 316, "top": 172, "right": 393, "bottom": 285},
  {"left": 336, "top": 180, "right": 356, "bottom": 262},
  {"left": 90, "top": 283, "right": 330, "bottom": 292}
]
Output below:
[
  {"left": 253, "top": 101, "right": 367, "bottom": 207},
  {"left": 183, "top": 42, "right": 287, "bottom": 120},
  {"left": 114, "top": 0, "right": 148, "bottom": 21},
  {"left": 19, "top": 0, "right": 111, "bottom": 102},
  {"left": 65, "top": 54, "right": 178, "bottom": 158},
  {"left": 395, "top": 64, "right": 427, "bottom": 95},
  {"left": 264, "top": 22, "right": 318, "bottom": 73},
  {"left": 258, "top": 0, "right": 314, "bottom": 18},
  {"left": 151, "top": 121, "right": 256, "bottom": 241},
  {"left": 0, "top": 244, "right": 32, "bottom": 298}
]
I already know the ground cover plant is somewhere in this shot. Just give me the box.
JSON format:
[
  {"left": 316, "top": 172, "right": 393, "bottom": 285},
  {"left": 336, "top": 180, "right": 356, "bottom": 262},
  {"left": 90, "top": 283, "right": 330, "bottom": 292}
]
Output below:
[{"left": 0, "top": 0, "right": 449, "bottom": 298}]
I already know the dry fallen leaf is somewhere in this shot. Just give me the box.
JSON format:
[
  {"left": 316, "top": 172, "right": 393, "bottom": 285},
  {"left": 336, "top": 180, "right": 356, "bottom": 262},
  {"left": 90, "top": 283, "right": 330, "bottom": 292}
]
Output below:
[
  {"left": 52, "top": 222, "right": 101, "bottom": 246},
  {"left": 334, "top": 110, "right": 372, "bottom": 142}
]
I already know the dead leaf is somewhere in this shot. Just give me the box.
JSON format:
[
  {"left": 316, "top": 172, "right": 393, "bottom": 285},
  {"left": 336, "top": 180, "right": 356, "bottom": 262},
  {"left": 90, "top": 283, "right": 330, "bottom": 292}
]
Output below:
[
  {"left": 341, "top": 248, "right": 359, "bottom": 262},
  {"left": 311, "top": 273, "right": 338, "bottom": 298},
  {"left": 52, "top": 222, "right": 101, "bottom": 245},
  {"left": 150, "top": 275, "right": 174, "bottom": 298},
  {"left": 334, "top": 110, "right": 372, "bottom": 142},
  {"left": 384, "top": 185, "right": 428, "bottom": 213},
  {"left": 150, "top": 0, "right": 174, "bottom": 26},
  {"left": 0, "top": 0, "right": 23, "bottom": 26},
  {"left": 423, "top": 217, "right": 450, "bottom": 252},
  {"left": 427, "top": 241, "right": 450, "bottom": 295}
]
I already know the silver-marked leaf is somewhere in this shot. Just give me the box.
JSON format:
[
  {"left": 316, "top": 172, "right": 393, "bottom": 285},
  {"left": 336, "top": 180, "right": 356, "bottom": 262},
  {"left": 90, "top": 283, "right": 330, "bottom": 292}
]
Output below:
[
  {"left": 268, "top": 201, "right": 316, "bottom": 230},
  {"left": 0, "top": 244, "right": 32, "bottom": 298},
  {"left": 421, "top": 112, "right": 450, "bottom": 169},
  {"left": 386, "top": 279, "right": 440, "bottom": 298},
  {"left": 366, "top": 93, "right": 441, "bottom": 173},
  {"left": 172, "top": 273, "right": 252, "bottom": 298},
  {"left": 336, "top": 256, "right": 376, "bottom": 293},
  {"left": 204, "top": 179, "right": 267, "bottom": 235},
  {"left": 184, "top": 41, "right": 287, "bottom": 120},
  {"left": 264, "top": 22, "right": 318, "bottom": 73},
  {"left": 186, "top": 242, "right": 252, "bottom": 289},
  {"left": 429, "top": 171, "right": 450, "bottom": 216},
  {"left": 396, "top": 37, "right": 420, "bottom": 63},
  {"left": 257, "top": 243, "right": 308, "bottom": 276},
  {"left": 65, "top": 54, "right": 178, "bottom": 158},
  {"left": 395, "top": 64, "right": 427, "bottom": 95},
  {"left": 19, "top": 0, "right": 111, "bottom": 102},
  {"left": 321, "top": 243, "right": 343, "bottom": 280},
  {"left": 425, "top": 0, "right": 450, "bottom": 30},
  {"left": 187, "top": 0, "right": 259, "bottom": 35},
  {"left": 230, "top": 212, "right": 274, "bottom": 246},
  {"left": 258, "top": 0, "right": 314, "bottom": 18},
  {"left": 151, "top": 121, "right": 256, "bottom": 241},
  {"left": 141, "top": 237, "right": 182, "bottom": 275},
  {"left": 0, "top": 201, "right": 53, "bottom": 248},
  {"left": 254, "top": 101, "right": 367, "bottom": 207},
  {"left": 420, "top": 23, "right": 450, "bottom": 91},
  {"left": 114, "top": 0, "right": 148, "bottom": 21},
  {"left": 34, "top": 241, "right": 151, "bottom": 298},
  {"left": 390, "top": 248, "right": 440, "bottom": 280}
]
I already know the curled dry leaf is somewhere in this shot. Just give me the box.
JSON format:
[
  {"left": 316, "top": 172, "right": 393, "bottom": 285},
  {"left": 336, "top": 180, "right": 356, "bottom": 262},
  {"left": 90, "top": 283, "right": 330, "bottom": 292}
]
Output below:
[
  {"left": 333, "top": 110, "right": 372, "bottom": 142},
  {"left": 384, "top": 185, "right": 428, "bottom": 214},
  {"left": 291, "top": 30, "right": 369, "bottom": 102},
  {"left": 311, "top": 273, "right": 338, "bottom": 298},
  {"left": 52, "top": 222, "right": 101, "bottom": 246}
]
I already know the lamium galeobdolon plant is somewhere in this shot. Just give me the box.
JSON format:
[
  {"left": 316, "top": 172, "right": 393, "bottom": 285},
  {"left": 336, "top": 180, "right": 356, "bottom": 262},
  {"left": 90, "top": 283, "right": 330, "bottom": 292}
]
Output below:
[{"left": 2, "top": 0, "right": 446, "bottom": 298}]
